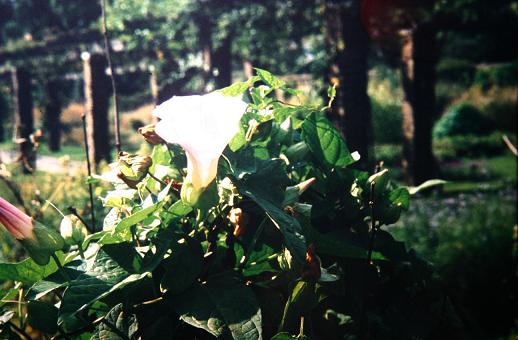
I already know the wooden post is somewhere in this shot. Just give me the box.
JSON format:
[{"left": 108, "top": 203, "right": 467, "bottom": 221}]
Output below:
[
  {"left": 325, "top": 0, "right": 372, "bottom": 170},
  {"left": 82, "top": 52, "right": 112, "bottom": 169},
  {"left": 149, "top": 65, "right": 159, "bottom": 106},
  {"left": 11, "top": 67, "right": 35, "bottom": 173},
  {"left": 400, "top": 25, "right": 438, "bottom": 185},
  {"left": 43, "top": 80, "right": 62, "bottom": 151}
]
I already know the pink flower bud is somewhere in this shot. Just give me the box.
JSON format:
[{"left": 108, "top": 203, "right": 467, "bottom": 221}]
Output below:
[{"left": 0, "top": 197, "right": 34, "bottom": 240}]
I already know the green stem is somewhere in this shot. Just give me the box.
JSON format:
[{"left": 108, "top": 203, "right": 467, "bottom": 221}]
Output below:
[
  {"left": 148, "top": 171, "right": 167, "bottom": 186},
  {"left": 52, "top": 253, "right": 72, "bottom": 282},
  {"left": 239, "top": 218, "right": 268, "bottom": 268},
  {"left": 7, "top": 321, "right": 31, "bottom": 340}
]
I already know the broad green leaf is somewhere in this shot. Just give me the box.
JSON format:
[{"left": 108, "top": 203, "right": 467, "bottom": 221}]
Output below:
[
  {"left": 0, "top": 252, "right": 66, "bottom": 284},
  {"left": 170, "top": 272, "right": 263, "bottom": 339},
  {"left": 306, "top": 227, "right": 386, "bottom": 261},
  {"left": 407, "top": 179, "right": 447, "bottom": 195},
  {"left": 27, "top": 301, "right": 58, "bottom": 334},
  {"left": 160, "top": 237, "right": 203, "bottom": 294},
  {"left": 280, "top": 281, "right": 318, "bottom": 332},
  {"left": 389, "top": 187, "right": 410, "bottom": 210},
  {"left": 91, "top": 303, "right": 138, "bottom": 340},
  {"left": 162, "top": 200, "right": 192, "bottom": 225},
  {"left": 237, "top": 160, "right": 307, "bottom": 263},
  {"left": 100, "top": 203, "right": 161, "bottom": 244},
  {"left": 58, "top": 243, "right": 145, "bottom": 322},
  {"left": 27, "top": 261, "right": 86, "bottom": 300},
  {"left": 255, "top": 68, "right": 285, "bottom": 89},
  {"left": 219, "top": 76, "right": 259, "bottom": 97},
  {"left": 204, "top": 273, "right": 263, "bottom": 340},
  {"left": 301, "top": 112, "right": 355, "bottom": 168}
]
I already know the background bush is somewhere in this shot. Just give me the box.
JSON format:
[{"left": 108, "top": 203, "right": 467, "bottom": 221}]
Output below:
[
  {"left": 437, "top": 58, "right": 476, "bottom": 86},
  {"left": 390, "top": 190, "right": 516, "bottom": 339},
  {"left": 433, "top": 103, "right": 495, "bottom": 139}
]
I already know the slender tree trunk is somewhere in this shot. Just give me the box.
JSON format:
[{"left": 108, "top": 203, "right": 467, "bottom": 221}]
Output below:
[
  {"left": 11, "top": 67, "right": 35, "bottom": 173},
  {"left": 82, "top": 52, "right": 112, "bottom": 168},
  {"left": 324, "top": 1, "right": 345, "bottom": 119},
  {"left": 400, "top": 25, "right": 438, "bottom": 185},
  {"left": 195, "top": 13, "right": 213, "bottom": 90},
  {"left": 214, "top": 31, "right": 233, "bottom": 88},
  {"left": 325, "top": 0, "right": 372, "bottom": 170},
  {"left": 340, "top": 0, "right": 372, "bottom": 169},
  {"left": 43, "top": 80, "right": 62, "bottom": 151}
]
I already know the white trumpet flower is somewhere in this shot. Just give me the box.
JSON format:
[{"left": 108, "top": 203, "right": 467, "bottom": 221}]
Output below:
[{"left": 153, "top": 92, "right": 248, "bottom": 201}]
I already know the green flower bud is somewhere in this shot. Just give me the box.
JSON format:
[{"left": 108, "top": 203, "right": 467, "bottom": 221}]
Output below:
[
  {"left": 60, "top": 215, "right": 88, "bottom": 246},
  {"left": 116, "top": 152, "right": 153, "bottom": 188}
]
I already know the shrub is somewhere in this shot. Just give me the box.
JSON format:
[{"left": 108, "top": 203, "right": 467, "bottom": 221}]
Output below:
[
  {"left": 391, "top": 190, "right": 517, "bottom": 338},
  {"left": 433, "top": 103, "right": 495, "bottom": 139},
  {"left": 371, "top": 99, "right": 403, "bottom": 144},
  {"left": 474, "top": 61, "right": 518, "bottom": 90},
  {"left": 437, "top": 58, "right": 476, "bottom": 86},
  {"left": 433, "top": 132, "right": 505, "bottom": 160}
]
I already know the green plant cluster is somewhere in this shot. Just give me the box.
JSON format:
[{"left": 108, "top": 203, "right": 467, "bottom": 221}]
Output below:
[
  {"left": 436, "top": 58, "right": 476, "bottom": 86},
  {"left": 391, "top": 190, "right": 516, "bottom": 338},
  {"left": 433, "top": 132, "right": 506, "bottom": 160},
  {"left": 474, "top": 61, "right": 518, "bottom": 90},
  {"left": 433, "top": 103, "right": 495, "bottom": 139},
  {"left": 1, "top": 72, "right": 455, "bottom": 339}
]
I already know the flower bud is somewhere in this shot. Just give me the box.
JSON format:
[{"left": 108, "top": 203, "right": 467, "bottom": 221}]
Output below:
[
  {"left": 60, "top": 215, "right": 88, "bottom": 245},
  {"left": 228, "top": 208, "right": 249, "bottom": 237},
  {"left": 301, "top": 244, "right": 321, "bottom": 281},
  {"left": 0, "top": 197, "right": 34, "bottom": 240},
  {"left": 116, "top": 152, "right": 153, "bottom": 188},
  {"left": 0, "top": 197, "right": 64, "bottom": 265},
  {"left": 138, "top": 124, "right": 165, "bottom": 145}
]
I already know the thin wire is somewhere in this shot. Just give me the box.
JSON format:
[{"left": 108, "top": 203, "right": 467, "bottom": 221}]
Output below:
[{"left": 100, "top": 0, "right": 122, "bottom": 153}]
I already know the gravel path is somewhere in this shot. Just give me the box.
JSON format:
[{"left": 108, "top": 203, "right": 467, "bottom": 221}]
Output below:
[{"left": 0, "top": 149, "right": 85, "bottom": 174}]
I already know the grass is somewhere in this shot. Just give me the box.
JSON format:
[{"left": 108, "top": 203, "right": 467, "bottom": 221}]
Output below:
[{"left": 390, "top": 189, "right": 516, "bottom": 338}]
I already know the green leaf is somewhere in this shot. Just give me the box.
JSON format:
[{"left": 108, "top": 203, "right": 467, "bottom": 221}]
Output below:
[
  {"left": 301, "top": 112, "right": 356, "bottom": 168},
  {"left": 280, "top": 281, "right": 318, "bottom": 332},
  {"left": 100, "top": 203, "right": 161, "bottom": 244},
  {"left": 91, "top": 303, "right": 139, "bottom": 340},
  {"left": 389, "top": 187, "right": 410, "bottom": 210},
  {"left": 27, "top": 301, "right": 58, "bottom": 334},
  {"left": 170, "top": 284, "right": 227, "bottom": 338},
  {"left": 237, "top": 160, "right": 307, "bottom": 263},
  {"left": 219, "top": 76, "right": 259, "bottom": 96},
  {"left": 160, "top": 237, "right": 203, "bottom": 294},
  {"left": 255, "top": 68, "right": 285, "bottom": 88},
  {"left": 162, "top": 200, "right": 192, "bottom": 226},
  {"left": 171, "top": 272, "right": 263, "bottom": 339},
  {"left": 0, "top": 253, "right": 66, "bottom": 284},
  {"left": 407, "top": 179, "right": 447, "bottom": 195},
  {"left": 306, "top": 227, "right": 386, "bottom": 261},
  {"left": 58, "top": 243, "right": 145, "bottom": 323}
]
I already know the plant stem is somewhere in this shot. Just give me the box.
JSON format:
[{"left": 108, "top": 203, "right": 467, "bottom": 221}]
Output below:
[
  {"left": 148, "top": 172, "right": 167, "bottom": 186},
  {"left": 52, "top": 254, "right": 72, "bottom": 283},
  {"left": 7, "top": 321, "right": 31, "bottom": 340},
  {"left": 240, "top": 218, "right": 268, "bottom": 268},
  {"left": 81, "top": 114, "right": 97, "bottom": 232},
  {"left": 359, "top": 181, "right": 378, "bottom": 339},
  {"left": 100, "top": 0, "right": 121, "bottom": 153}
]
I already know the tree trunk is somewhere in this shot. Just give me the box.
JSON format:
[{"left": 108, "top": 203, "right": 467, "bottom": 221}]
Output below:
[
  {"left": 340, "top": 0, "right": 372, "bottom": 169},
  {"left": 43, "top": 80, "right": 62, "bottom": 152},
  {"left": 82, "top": 52, "right": 112, "bottom": 168},
  {"left": 213, "top": 31, "right": 233, "bottom": 88},
  {"left": 400, "top": 25, "right": 438, "bottom": 185},
  {"left": 195, "top": 13, "right": 213, "bottom": 90},
  {"left": 325, "top": 0, "right": 372, "bottom": 170},
  {"left": 11, "top": 67, "right": 35, "bottom": 173}
]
